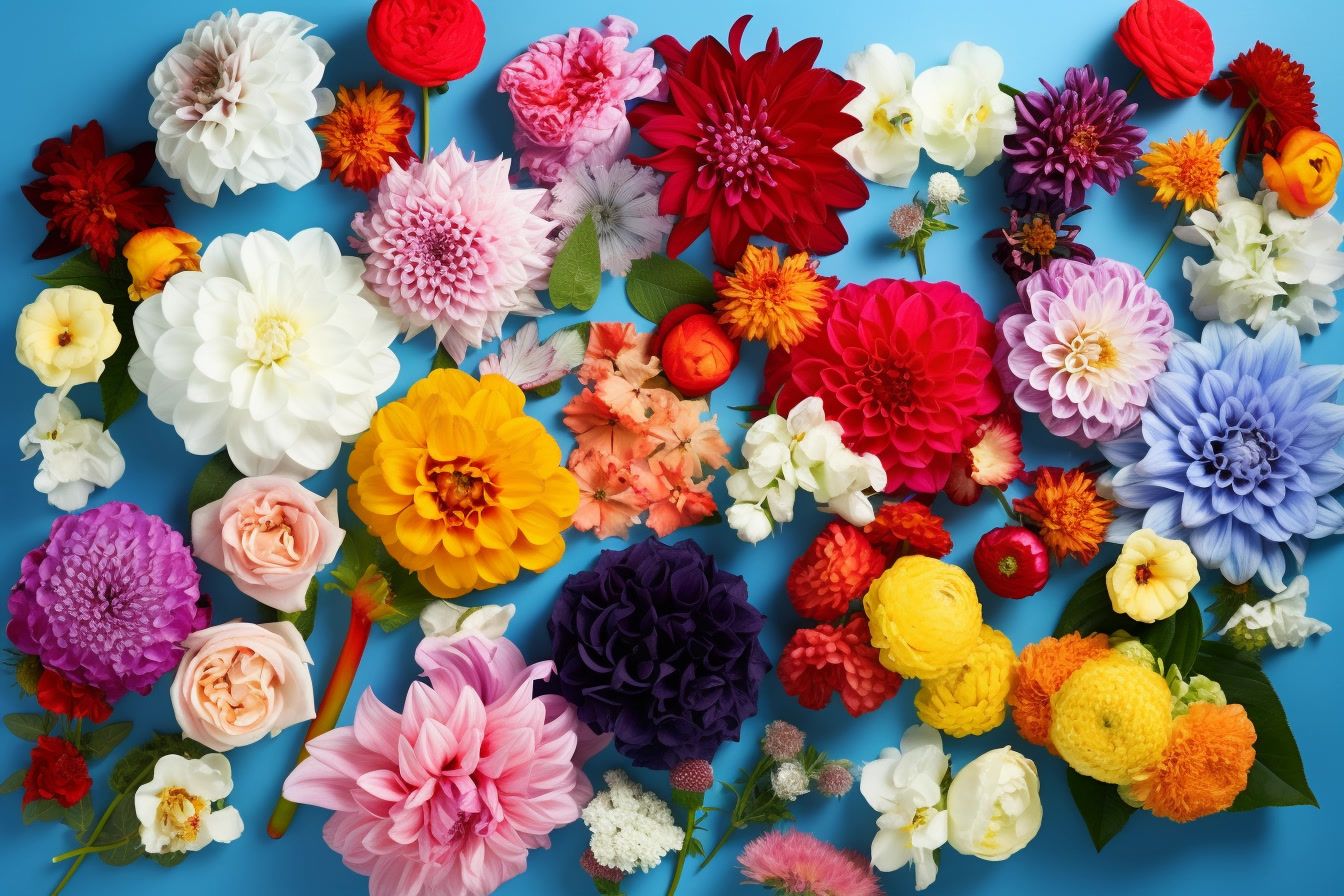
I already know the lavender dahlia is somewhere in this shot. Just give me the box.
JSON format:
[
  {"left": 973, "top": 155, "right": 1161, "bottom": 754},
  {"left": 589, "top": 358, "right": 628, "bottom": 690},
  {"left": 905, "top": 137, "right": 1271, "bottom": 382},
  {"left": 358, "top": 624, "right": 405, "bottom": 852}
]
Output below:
[
  {"left": 549, "top": 538, "right": 769, "bottom": 770},
  {"left": 1002, "top": 66, "right": 1146, "bottom": 209},
  {"left": 8, "top": 502, "right": 206, "bottom": 701}
]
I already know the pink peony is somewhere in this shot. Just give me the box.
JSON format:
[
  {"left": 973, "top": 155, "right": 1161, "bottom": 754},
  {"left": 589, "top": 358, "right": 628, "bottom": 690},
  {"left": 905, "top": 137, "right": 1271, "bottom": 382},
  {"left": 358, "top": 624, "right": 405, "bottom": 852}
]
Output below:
[
  {"left": 739, "top": 829, "right": 882, "bottom": 896},
  {"left": 283, "top": 634, "right": 602, "bottom": 896},
  {"left": 497, "top": 16, "right": 663, "bottom": 186},
  {"left": 191, "top": 475, "right": 344, "bottom": 613}
]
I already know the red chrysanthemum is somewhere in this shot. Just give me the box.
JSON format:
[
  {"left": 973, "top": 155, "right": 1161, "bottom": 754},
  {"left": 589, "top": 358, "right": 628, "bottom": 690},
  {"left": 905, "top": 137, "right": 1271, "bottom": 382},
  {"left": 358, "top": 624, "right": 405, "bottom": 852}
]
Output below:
[
  {"left": 863, "top": 501, "right": 953, "bottom": 561},
  {"left": 21, "top": 121, "right": 172, "bottom": 269},
  {"left": 1206, "top": 42, "right": 1319, "bottom": 162},
  {"left": 629, "top": 15, "right": 867, "bottom": 267},
  {"left": 777, "top": 617, "right": 902, "bottom": 717},
  {"left": 1114, "top": 0, "right": 1214, "bottom": 100},
  {"left": 764, "top": 279, "right": 1002, "bottom": 495},
  {"left": 787, "top": 521, "right": 887, "bottom": 622}
]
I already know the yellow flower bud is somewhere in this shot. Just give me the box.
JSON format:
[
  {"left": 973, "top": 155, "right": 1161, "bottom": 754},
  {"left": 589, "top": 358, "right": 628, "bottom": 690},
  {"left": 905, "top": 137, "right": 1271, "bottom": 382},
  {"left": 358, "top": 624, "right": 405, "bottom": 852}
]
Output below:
[{"left": 123, "top": 227, "right": 201, "bottom": 301}]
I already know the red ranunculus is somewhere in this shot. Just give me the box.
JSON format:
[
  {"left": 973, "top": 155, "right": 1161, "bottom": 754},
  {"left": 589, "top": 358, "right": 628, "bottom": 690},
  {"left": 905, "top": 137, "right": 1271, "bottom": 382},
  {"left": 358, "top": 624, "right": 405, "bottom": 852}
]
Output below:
[
  {"left": 367, "top": 0, "right": 486, "bottom": 88},
  {"left": 787, "top": 521, "right": 886, "bottom": 622},
  {"left": 36, "top": 668, "right": 112, "bottom": 724},
  {"left": 651, "top": 304, "right": 740, "bottom": 397},
  {"left": 23, "top": 736, "right": 91, "bottom": 808},
  {"left": 776, "top": 617, "right": 902, "bottom": 717},
  {"left": 1114, "top": 0, "right": 1214, "bottom": 100},
  {"left": 973, "top": 526, "right": 1051, "bottom": 599}
]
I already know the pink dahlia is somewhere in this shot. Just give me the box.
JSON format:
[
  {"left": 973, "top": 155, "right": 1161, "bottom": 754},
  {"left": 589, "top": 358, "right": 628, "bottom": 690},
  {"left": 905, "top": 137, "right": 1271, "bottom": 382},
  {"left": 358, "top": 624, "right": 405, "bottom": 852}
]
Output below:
[
  {"left": 497, "top": 16, "right": 662, "bottom": 186},
  {"left": 351, "top": 141, "right": 554, "bottom": 364},
  {"left": 740, "top": 829, "right": 881, "bottom": 896},
  {"left": 764, "top": 279, "right": 1002, "bottom": 494},
  {"left": 995, "top": 257, "right": 1174, "bottom": 446},
  {"left": 283, "top": 634, "right": 602, "bottom": 896}
]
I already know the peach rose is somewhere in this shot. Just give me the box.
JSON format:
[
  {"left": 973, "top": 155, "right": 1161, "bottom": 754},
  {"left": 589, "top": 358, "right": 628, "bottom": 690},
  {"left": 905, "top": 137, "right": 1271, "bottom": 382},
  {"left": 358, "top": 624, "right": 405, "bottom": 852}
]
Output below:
[
  {"left": 192, "top": 476, "right": 344, "bottom": 612},
  {"left": 170, "top": 621, "right": 315, "bottom": 751},
  {"left": 123, "top": 227, "right": 201, "bottom": 301}
]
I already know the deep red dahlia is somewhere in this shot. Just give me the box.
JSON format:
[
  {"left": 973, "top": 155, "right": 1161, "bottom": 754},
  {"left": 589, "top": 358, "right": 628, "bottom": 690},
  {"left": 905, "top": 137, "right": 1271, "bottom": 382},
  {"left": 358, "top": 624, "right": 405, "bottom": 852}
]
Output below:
[
  {"left": 629, "top": 15, "right": 867, "bottom": 267},
  {"left": 764, "top": 279, "right": 1003, "bottom": 494},
  {"left": 21, "top": 121, "right": 172, "bottom": 269},
  {"left": 1206, "top": 42, "right": 1319, "bottom": 162},
  {"left": 863, "top": 500, "right": 953, "bottom": 561},
  {"left": 787, "top": 521, "right": 887, "bottom": 622},
  {"left": 776, "top": 618, "right": 901, "bottom": 717}
]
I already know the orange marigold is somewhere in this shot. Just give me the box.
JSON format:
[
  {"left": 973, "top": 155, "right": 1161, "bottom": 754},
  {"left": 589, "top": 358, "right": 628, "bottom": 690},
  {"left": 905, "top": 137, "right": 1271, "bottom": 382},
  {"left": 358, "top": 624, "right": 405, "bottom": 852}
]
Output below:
[
  {"left": 1130, "top": 702, "right": 1257, "bottom": 823},
  {"left": 863, "top": 501, "right": 953, "bottom": 562},
  {"left": 314, "top": 82, "right": 416, "bottom": 192},
  {"left": 1137, "top": 130, "right": 1228, "bottom": 214},
  {"left": 787, "top": 521, "right": 887, "bottom": 622},
  {"left": 1008, "top": 632, "right": 1112, "bottom": 752},
  {"left": 713, "top": 244, "right": 836, "bottom": 350},
  {"left": 1013, "top": 466, "right": 1115, "bottom": 564}
]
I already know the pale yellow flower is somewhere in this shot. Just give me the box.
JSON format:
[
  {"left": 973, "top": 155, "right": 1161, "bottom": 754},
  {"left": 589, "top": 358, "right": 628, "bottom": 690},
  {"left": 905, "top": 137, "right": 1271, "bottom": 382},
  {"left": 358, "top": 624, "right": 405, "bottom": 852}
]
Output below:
[
  {"left": 1106, "top": 528, "right": 1200, "bottom": 623},
  {"left": 15, "top": 286, "right": 120, "bottom": 388}
]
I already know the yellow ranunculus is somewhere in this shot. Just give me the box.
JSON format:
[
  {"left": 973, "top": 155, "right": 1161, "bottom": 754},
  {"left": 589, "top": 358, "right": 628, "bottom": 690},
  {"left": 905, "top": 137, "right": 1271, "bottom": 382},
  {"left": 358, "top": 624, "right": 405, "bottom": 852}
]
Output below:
[
  {"left": 1263, "top": 127, "right": 1341, "bottom": 218},
  {"left": 863, "top": 555, "right": 983, "bottom": 680},
  {"left": 915, "top": 625, "right": 1016, "bottom": 737},
  {"left": 123, "top": 227, "right": 202, "bottom": 300},
  {"left": 1049, "top": 653, "right": 1172, "bottom": 785},
  {"left": 1106, "top": 528, "right": 1199, "bottom": 624},
  {"left": 15, "top": 286, "right": 120, "bottom": 389}
]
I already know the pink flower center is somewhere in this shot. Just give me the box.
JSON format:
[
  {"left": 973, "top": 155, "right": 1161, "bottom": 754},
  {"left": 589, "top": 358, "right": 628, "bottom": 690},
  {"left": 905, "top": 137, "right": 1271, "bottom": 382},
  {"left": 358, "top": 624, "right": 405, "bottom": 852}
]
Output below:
[
  {"left": 389, "top": 209, "right": 490, "bottom": 312},
  {"left": 696, "top": 99, "right": 795, "bottom": 202}
]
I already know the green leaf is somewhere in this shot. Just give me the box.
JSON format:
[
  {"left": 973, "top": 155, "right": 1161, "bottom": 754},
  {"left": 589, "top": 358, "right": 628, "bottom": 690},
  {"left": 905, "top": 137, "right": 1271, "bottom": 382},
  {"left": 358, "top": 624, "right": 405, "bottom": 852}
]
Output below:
[
  {"left": 22, "top": 798, "right": 63, "bottom": 825},
  {"left": 95, "top": 797, "right": 146, "bottom": 866},
  {"left": 187, "top": 451, "right": 244, "bottom": 517},
  {"left": 1052, "top": 569, "right": 1125, "bottom": 638},
  {"left": 149, "top": 850, "right": 186, "bottom": 867},
  {"left": 100, "top": 298, "right": 141, "bottom": 426},
  {"left": 1193, "top": 641, "right": 1316, "bottom": 811},
  {"left": 1156, "top": 597, "right": 1203, "bottom": 677},
  {"left": 36, "top": 251, "right": 130, "bottom": 296},
  {"left": 4, "top": 712, "right": 51, "bottom": 741},
  {"left": 526, "top": 379, "right": 563, "bottom": 399},
  {"left": 626, "top": 254, "right": 716, "bottom": 324},
  {"left": 326, "top": 525, "right": 435, "bottom": 634},
  {"left": 547, "top": 212, "right": 602, "bottom": 311},
  {"left": 1066, "top": 768, "right": 1135, "bottom": 851},
  {"left": 1205, "top": 579, "right": 1263, "bottom": 635},
  {"left": 110, "top": 734, "right": 210, "bottom": 794},
  {"left": 0, "top": 769, "right": 25, "bottom": 794},
  {"left": 82, "top": 721, "right": 133, "bottom": 761},
  {"left": 431, "top": 347, "right": 457, "bottom": 371},
  {"left": 63, "top": 796, "right": 93, "bottom": 836},
  {"left": 276, "top": 579, "right": 319, "bottom": 640}
]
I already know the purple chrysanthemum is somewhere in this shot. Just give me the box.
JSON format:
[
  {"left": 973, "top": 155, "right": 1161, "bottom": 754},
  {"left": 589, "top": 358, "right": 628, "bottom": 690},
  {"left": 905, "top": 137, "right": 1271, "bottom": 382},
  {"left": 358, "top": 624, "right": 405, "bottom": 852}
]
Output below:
[
  {"left": 1003, "top": 66, "right": 1146, "bottom": 208},
  {"left": 985, "top": 202, "right": 1095, "bottom": 283},
  {"left": 7, "top": 502, "right": 206, "bottom": 701},
  {"left": 549, "top": 538, "right": 769, "bottom": 770}
]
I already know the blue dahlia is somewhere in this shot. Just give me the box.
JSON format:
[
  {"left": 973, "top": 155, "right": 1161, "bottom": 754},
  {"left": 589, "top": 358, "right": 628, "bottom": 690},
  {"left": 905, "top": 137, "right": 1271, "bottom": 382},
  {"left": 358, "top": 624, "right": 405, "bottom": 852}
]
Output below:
[{"left": 1101, "top": 322, "right": 1344, "bottom": 588}]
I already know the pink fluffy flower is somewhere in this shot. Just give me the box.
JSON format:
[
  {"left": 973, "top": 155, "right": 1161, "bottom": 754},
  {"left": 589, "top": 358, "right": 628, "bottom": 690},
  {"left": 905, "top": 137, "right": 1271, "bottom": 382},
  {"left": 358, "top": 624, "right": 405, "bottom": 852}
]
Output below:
[
  {"left": 739, "top": 829, "right": 882, "bottom": 896},
  {"left": 351, "top": 141, "right": 554, "bottom": 364},
  {"left": 282, "top": 634, "right": 601, "bottom": 896},
  {"left": 497, "top": 16, "right": 663, "bottom": 185}
]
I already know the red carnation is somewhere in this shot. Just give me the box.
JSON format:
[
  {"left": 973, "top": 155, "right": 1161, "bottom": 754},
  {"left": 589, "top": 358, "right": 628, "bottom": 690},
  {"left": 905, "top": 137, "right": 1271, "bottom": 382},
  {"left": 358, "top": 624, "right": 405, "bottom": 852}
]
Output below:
[
  {"left": 36, "top": 669, "right": 112, "bottom": 724},
  {"left": 629, "top": 15, "right": 868, "bottom": 267},
  {"left": 1114, "top": 0, "right": 1214, "bottom": 100},
  {"left": 1207, "top": 43, "right": 1319, "bottom": 163},
  {"left": 787, "top": 522, "right": 887, "bottom": 622},
  {"left": 21, "top": 121, "right": 171, "bottom": 269},
  {"left": 367, "top": 0, "right": 486, "bottom": 88},
  {"left": 864, "top": 501, "right": 954, "bottom": 562},
  {"left": 23, "top": 736, "right": 91, "bottom": 808},
  {"left": 777, "top": 617, "right": 902, "bottom": 717}
]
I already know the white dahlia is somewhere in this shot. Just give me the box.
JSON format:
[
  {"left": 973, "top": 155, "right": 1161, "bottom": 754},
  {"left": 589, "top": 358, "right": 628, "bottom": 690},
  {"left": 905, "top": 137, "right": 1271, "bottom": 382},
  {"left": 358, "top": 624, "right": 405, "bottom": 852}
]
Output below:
[
  {"left": 148, "top": 10, "right": 334, "bottom": 207},
  {"left": 130, "top": 229, "right": 399, "bottom": 478}
]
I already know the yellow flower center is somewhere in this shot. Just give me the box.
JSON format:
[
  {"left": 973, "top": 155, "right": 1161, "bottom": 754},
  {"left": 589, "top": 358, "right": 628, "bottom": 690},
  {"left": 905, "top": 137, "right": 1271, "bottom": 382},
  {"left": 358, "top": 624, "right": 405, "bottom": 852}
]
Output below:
[
  {"left": 1019, "top": 216, "right": 1058, "bottom": 257},
  {"left": 1062, "top": 330, "right": 1117, "bottom": 374},
  {"left": 429, "top": 463, "right": 495, "bottom": 525},
  {"left": 907, "top": 806, "right": 933, "bottom": 833},
  {"left": 156, "top": 786, "right": 206, "bottom": 844},
  {"left": 247, "top": 314, "right": 298, "bottom": 365}
]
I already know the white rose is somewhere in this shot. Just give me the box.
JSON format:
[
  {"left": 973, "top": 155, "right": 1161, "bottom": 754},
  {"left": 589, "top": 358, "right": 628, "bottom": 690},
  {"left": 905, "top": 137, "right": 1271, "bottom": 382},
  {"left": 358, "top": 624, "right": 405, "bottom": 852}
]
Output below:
[
  {"left": 946, "top": 746, "right": 1042, "bottom": 861},
  {"left": 419, "top": 602, "right": 515, "bottom": 641}
]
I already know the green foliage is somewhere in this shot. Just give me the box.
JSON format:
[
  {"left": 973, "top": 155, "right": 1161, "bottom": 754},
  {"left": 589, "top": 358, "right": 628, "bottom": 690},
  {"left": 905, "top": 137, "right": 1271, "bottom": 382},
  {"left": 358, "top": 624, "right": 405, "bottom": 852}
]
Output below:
[
  {"left": 626, "top": 254, "right": 716, "bottom": 324},
  {"left": 1066, "top": 770, "right": 1135, "bottom": 852},
  {"left": 109, "top": 733, "right": 210, "bottom": 794},
  {"left": 326, "top": 525, "right": 436, "bottom": 633},
  {"left": 0, "top": 769, "right": 25, "bottom": 794},
  {"left": 431, "top": 346, "right": 458, "bottom": 371},
  {"left": 548, "top": 212, "right": 602, "bottom": 311},
  {"left": 4, "top": 712, "right": 51, "bottom": 741},
  {"left": 81, "top": 721, "right": 133, "bottom": 761},
  {"left": 187, "top": 451, "right": 245, "bottom": 516},
  {"left": 94, "top": 796, "right": 145, "bottom": 866},
  {"left": 1052, "top": 568, "right": 1204, "bottom": 673},
  {"left": 22, "top": 798, "right": 63, "bottom": 825},
  {"left": 63, "top": 795, "right": 93, "bottom": 836}
]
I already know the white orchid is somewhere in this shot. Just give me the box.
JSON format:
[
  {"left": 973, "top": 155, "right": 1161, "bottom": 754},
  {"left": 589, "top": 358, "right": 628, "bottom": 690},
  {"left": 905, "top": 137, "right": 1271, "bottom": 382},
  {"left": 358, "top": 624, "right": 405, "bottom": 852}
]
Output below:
[
  {"left": 910, "top": 42, "right": 1015, "bottom": 176},
  {"left": 837, "top": 44, "right": 923, "bottom": 187},
  {"left": 19, "top": 393, "right": 124, "bottom": 511},
  {"left": 861, "top": 724, "right": 950, "bottom": 891},
  {"left": 1220, "top": 576, "right": 1331, "bottom": 649}
]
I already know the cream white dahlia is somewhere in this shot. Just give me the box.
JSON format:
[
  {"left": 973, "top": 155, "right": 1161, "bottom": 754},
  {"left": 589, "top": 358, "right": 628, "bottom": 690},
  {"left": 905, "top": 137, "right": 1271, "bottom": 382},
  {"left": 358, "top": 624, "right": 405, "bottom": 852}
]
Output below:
[
  {"left": 148, "top": 10, "right": 334, "bottom": 206},
  {"left": 130, "top": 229, "right": 399, "bottom": 478}
]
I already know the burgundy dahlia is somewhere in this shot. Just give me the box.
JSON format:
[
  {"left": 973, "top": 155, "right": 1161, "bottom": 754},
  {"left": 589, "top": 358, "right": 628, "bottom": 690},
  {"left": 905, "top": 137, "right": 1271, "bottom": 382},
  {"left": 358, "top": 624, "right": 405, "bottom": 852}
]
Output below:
[
  {"left": 1002, "top": 66, "right": 1146, "bottom": 209},
  {"left": 986, "top": 202, "right": 1095, "bottom": 283}
]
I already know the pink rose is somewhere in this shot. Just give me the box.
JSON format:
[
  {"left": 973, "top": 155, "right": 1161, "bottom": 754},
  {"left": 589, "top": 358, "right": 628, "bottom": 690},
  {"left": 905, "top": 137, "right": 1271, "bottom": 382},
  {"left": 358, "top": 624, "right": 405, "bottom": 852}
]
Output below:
[
  {"left": 192, "top": 476, "right": 344, "bottom": 613},
  {"left": 171, "top": 621, "right": 316, "bottom": 751},
  {"left": 497, "top": 15, "right": 663, "bottom": 185}
]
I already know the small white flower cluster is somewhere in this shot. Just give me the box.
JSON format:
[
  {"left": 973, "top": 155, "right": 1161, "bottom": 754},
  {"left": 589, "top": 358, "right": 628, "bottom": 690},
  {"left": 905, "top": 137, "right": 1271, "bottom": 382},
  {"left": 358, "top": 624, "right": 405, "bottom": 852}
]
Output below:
[
  {"left": 726, "top": 397, "right": 887, "bottom": 544},
  {"left": 770, "top": 761, "right": 811, "bottom": 802},
  {"left": 581, "top": 769, "right": 684, "bottom": 875},
  {"left": 1177, "top": 174, "right": 1344, "bottom": 336},
  {"left": 20, "top": 393, "right": 124, "bottom": 511},
  {"left": 926, "top": 172, "right": 966, "bottom": 208},
  {"left": 1219, "top": 576, "right": 1331, "bottom": 649}
]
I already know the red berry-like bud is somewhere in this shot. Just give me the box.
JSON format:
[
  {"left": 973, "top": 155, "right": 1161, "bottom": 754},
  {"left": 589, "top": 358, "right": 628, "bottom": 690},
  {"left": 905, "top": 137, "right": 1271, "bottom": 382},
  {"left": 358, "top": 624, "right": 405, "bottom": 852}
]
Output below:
[
  {"left": 580, "top": 849, "right": 625, "bottom": 883},
  {"left": 669, "top": 759, "right": 715, "bottom": 794},
  {"left": 973, "top": 526, "right": 1051, "bottom": 599}
]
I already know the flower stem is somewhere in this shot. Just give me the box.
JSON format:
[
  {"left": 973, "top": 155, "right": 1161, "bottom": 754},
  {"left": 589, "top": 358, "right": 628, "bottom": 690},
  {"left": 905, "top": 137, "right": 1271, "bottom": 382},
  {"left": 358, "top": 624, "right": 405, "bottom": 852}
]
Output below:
[
  {"left": 1143, "top": 203, "right": 1185, "bottom": 279},
  {"left": 421, "top": 85, "right": 431, "bottom": 159},
  {"left": 1126, "top": 70, "right": 1144, "bottom": 96},
  {"left": 989, "top": 486, "right": 1020, "bottom": 525},
  {"left": 1227, "top": 101, "right": 1256, "bottom": 147},
  {"left": 664, "top": 808, "right": 701, "bottom": 896},
  {"left": 914, "top": 242, "right": 928, "bottom": 278},
  {"left": 697, "top": 823, "right": 740, "bottom": 872},
  {"left": 50, "top": 837, "right": 130, "bottom": 864},
  {"left": 49, "top": 764, "right": 155, "bottom": 896},
  {"left": 697, "top": 756, "right": 769, "bottom": 873}
]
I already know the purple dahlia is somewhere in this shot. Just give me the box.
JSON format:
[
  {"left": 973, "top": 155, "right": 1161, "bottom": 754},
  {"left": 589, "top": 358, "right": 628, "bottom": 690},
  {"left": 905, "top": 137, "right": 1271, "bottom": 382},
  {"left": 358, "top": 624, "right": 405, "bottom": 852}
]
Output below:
[
  {"left": 8, "top": 502, "right": 207, "bottom": 701},
  {"left": 1003, "top": 66, "right": 1146, "bottom": 208},
  {"left": 985, "top": 202, "right": 1095, "bottom": 283},
  {"left": 549, "top": 538, "right": 769, "bottom": 770}
]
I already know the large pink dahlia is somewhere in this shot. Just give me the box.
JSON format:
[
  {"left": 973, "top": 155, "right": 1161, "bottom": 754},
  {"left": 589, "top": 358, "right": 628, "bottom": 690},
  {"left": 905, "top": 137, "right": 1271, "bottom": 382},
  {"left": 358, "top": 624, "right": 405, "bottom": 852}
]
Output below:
[
  {"left": 763, "top": 279, "right": 1002, "bottom": 494},
  {"left": 351, "top": 141, "right": 554, "bottom": 364},
  {"left": 995, "top": 257, "right": 1174, "bottom": 446},
  {"left": 283, "top": 634, "right": 601, "bottom": 896}
]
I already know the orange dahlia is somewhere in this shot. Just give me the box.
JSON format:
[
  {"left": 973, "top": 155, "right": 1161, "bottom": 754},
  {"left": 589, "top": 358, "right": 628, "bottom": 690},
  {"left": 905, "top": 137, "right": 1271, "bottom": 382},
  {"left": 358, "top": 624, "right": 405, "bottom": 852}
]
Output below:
[
  {"left": 863, "top": 501, "right": 953, "bottom": 562},
  {"left": 348, "top": 369, "right": 579, "bottom": 599},
  {"left": 787, "top": 521, "right": 887, "bottom": 622},
  {"left": 314, "top": 82, "right": 416, "bottom": 192},
  {"left": 1008, "top": 632, "right": 1112, "bottom": 751},
  {"left": 1013, "top": 466, "right": 1115, "bottom": 564},
  {"left": 1207, "top": 42, "right": 1319, "bottom": 162},
  {"left": 1130, "top": 702, "right": 1257, "bottom": 822},
  {"left": 1137, "top": 130, "right": 1228, "bottom": 214},
  {"left": 713, "top": 245, "right": 836, "bottom": 350}
]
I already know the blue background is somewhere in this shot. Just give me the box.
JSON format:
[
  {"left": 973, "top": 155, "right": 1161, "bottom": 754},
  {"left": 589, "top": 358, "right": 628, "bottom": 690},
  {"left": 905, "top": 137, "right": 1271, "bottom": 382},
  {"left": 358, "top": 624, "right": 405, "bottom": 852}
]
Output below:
[{"left": 2, "top": 1, "right": 1340, "bottom": 894}]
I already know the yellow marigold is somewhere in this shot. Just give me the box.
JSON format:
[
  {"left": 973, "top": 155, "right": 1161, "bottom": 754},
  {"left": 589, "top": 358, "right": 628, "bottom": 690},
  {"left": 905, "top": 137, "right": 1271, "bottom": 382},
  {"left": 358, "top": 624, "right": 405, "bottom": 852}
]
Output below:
[
  {"left": 348, "top": 369, "right": 579, "bottom": 599},
  {"left": 1008, "top": 632, "right": 1112, "bottom": 752},
  {"left": 863, "top": 555, "right": 983, "bottom": 680},
  {"left": 915, "top": 625, "right": 1016, "bottom": 738},
  {"left": 1013, "top": 466, "right": 1115, "bottom": 564},
  {"left": 712, "top": 244, "right": 835, "bottom": 350},
  {"left": 1106, "top": 528, "right": 1200, "bottom": 624},
  {"left": 1138, "top": 130, "right": 1228, "bottom": 214},
  {"left": 1128, "top": 702, "right": 1257, "bottom": 823},
  {"left": 1049, "top": 653, "right": 1172, "bottom": 785}
]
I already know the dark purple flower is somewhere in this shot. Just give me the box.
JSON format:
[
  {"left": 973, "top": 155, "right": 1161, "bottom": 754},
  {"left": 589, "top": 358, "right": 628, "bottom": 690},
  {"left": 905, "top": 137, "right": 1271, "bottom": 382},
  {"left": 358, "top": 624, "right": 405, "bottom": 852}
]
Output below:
[
  {"left": 8, "top": 502, "right": 207, "bottom": 702},
  {"left": 1002, "top": 66, "right": 1146, "bottom": 208},
  {"left": 549, "top": 538, "right": 769, "bottom": 770},
  {"left": 985, "top": 202, "right": 1096, "bottom": 283}
]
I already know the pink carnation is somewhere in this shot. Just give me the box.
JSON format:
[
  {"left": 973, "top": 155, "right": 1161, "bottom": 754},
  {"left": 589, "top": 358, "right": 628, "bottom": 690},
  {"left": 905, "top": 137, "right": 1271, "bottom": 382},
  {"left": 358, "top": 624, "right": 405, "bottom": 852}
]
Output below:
[
  {"left": 497, "top": 16, "right": 663, "bottom": 185},
  {"left": 283, "top": 634, "right": 603, "bottom": 896}
]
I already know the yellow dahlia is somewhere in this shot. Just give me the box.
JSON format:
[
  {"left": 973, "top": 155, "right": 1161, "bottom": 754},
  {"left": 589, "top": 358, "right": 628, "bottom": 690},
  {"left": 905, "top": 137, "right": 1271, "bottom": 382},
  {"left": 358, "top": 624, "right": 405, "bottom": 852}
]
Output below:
[
  {"left": 1049, "top": 653, "right": 1172, "bottom": 785},
  {"left": 1137, "top": 130, "right": 1228, "bottom": 214},
  {"left": 915, "top": 625, "right": 1016, "bottom": 738},
  {"left": 348, "top": 369, "right": 579, "bottom": 599},
  {"left": 713, "top": 244, "right": 835, "bottom": 350},
  {"left": 1106, "top": 528, "right": 1200, "bottom": 624},
  {"left": 863, "top": 555, "right": 983, "bottom": 680}
]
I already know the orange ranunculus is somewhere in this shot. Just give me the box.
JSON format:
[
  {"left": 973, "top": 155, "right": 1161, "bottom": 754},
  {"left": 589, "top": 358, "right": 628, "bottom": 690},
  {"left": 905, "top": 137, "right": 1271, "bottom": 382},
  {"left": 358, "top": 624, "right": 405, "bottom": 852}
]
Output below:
[
  {"left": 651, "top": 304, "right": 739, "bottom": 397},
  {"left": 123, "top": 227, "right": 201, "bottom": 300},
  {"left": 1263, "top": 127, "right": 1341, "bottom": 217}
]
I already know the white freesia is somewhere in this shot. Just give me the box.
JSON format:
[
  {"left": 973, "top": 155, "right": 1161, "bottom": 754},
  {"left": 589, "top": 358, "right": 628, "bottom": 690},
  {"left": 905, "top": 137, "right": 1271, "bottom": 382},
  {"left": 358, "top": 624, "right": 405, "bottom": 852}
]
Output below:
[
  {"left": 134, "top": 753, "right": 243, "bottom": 854},
  {"left": 130, "top": 229, "right": 399, "bottom": 478},
  {"left": 419, "top": 602, "right": 516, "bottom": 641},
  {"left": 837, "top": 44, "right": 922, "bottom": 187},
  {"left": 1219, "top": 576, "right": 1331, "bottom": 649},
  {"left": 911, "top": 42, "right": 1015, "bottom": 176},
  {"left": 861, "top": 724, "right": 950, "bottom": 891},
  {"left": 148, "top": 11, "right": 334, "bottom": 206},
  {"left": 19, "top": 393, "right": 124, "bottom": 511},
  {"left": 945, "top": 746, "right": 1042, "bottom": 861}
]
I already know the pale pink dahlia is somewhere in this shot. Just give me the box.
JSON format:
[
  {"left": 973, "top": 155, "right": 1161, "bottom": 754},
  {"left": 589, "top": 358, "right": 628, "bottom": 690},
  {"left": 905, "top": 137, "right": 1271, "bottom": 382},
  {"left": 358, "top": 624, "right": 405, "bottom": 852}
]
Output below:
[
  {"left": 740, "top": 829, "right": 881, "bottom": 896},
  {"left": 995, "top": 258, "right": 1174, "bottom": 446},
  {"left": 351, "top": 141, "right": 554, "bottom": 364},
  {"left": 283, "top": 634, "right": 602, "bottom": 896}
]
